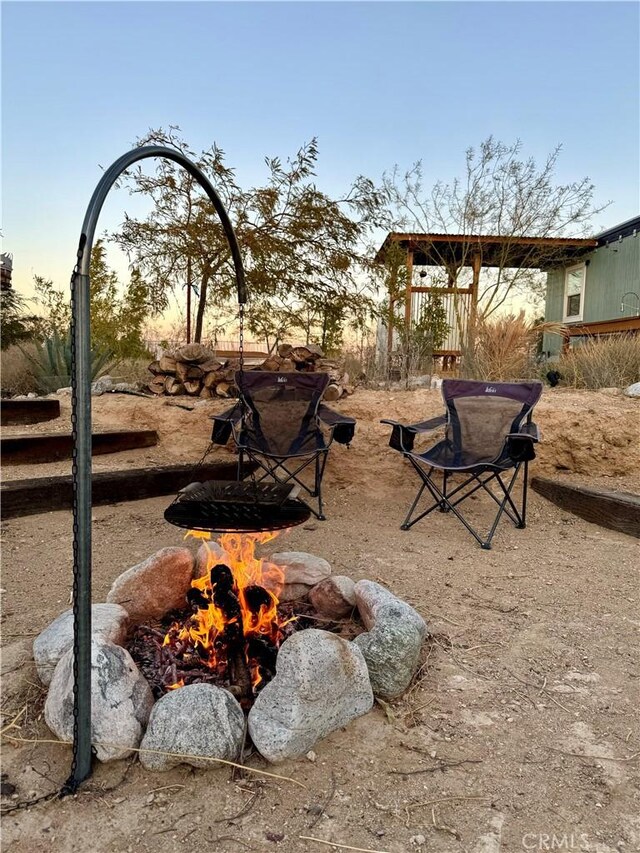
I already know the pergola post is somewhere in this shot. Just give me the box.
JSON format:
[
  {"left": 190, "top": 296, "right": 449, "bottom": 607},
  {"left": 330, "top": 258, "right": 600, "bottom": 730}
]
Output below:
[
  {"left": 470, "top": 251, "right": 481, "bottom": 325},
  {"left": 404, "top": 246, "right": 414, "bottom": 329},
  {"left": 387, "top": 265, "right": 397, "bottom": 360}
]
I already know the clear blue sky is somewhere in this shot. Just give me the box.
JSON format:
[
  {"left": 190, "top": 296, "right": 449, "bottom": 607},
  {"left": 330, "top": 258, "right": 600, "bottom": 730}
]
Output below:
[{"left": 2, "top": 1, "right": 639, "bottom": 298}]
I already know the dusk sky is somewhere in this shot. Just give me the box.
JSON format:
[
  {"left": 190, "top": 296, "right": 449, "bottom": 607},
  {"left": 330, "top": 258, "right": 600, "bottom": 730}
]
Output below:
[{"left": 2, "top": 1, "right": 639, "bottom": 311}]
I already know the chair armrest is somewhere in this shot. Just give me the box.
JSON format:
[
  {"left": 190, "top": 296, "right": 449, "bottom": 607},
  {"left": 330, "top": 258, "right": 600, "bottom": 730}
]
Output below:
[
  {"left": 317, "top": 404, "right": 356, "bottom": 445},
  {"left": 210, "top": 403, "right": 243, "bottom": 445},
  {"left": 505, "top": 421, "right": 539, "bottom": 462},
  {"left": 381, "top": 415, "right": 447, "bottom": 453},
  {"left": 507, "top": 421, "right": 540, "bottom": 442}
]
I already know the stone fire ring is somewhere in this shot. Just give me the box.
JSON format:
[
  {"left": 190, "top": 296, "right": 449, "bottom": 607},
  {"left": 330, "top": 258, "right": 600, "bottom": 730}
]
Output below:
[{"left": 35, "top": 546, "right": 428, "bottom": 768}]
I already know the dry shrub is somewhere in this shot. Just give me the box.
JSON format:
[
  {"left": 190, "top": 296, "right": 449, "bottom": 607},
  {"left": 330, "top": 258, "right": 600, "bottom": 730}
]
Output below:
[
  {"left": 0, "top": 344, "right": 38, "bottom": 395},
  {"left": 111, "top": 358, "right": 154, "bottom": 384},
  {"left": 557, "top": 334, "right": 640, "bottom": 389},
  {"left": 461, "top": 311, "right": 565, "bottom": 381},
  {"left": 342, "top": 344, "right": 386, "bottom": 386},
  {"left": 0, "top": 348, "right": 150, "bottom": 396}
]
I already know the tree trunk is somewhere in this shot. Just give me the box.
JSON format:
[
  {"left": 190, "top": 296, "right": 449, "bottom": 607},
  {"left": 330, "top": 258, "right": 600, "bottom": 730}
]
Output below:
[
  {"left": 186, "top": 256, "right": 192, "bottom": 344},
  {"left": 194, "top": 270, "right": 210, "bottom": 343}
]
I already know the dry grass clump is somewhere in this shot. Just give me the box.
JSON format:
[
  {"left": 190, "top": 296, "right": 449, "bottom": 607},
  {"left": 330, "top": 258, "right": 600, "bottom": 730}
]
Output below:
[
  {"left": 0, "top": 347, "right": 151, "bottom": 396},
  {"left": 0, "top": 344, "right": 38, "bottom": 395},
  {"left": 111, "top": 358, "right": 153, "bottom": 385},
  {"left": 557, "top": 334, "right": 640, "bottom": 389},
  {"left": 461, "top": 312, "right": 564, "bottom": 381}
]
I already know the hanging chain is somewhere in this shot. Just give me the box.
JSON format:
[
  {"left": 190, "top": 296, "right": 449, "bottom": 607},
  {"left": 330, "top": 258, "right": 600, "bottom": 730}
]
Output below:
[
  {"left": 169, "top": 300, "right": 248, "bottom": 498},
  {"left": 238, "top": 301, "right": 245, "bottom": 387},
  {"left": 236, "top": 301, "right": 258, "bottom": 491}
]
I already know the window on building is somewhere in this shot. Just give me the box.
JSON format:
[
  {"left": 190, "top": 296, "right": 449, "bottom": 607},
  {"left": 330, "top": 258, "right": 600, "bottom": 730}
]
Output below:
[{"left": 564, "top": 264, "right": 586, "bottom": 321}]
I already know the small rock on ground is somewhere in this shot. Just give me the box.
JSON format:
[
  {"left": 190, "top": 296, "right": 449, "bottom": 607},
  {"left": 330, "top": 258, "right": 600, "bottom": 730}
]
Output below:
[
  {"left": 140, "top": 684, "right": 245, "bottom": 771},
  {"left": 278, "top": 582, "right": 312, "bottom": 602},
  {"left": 353, "top": 580, "right": 428, "bottom": 699},
  {"left": 268, "top": 552, "right": 331, "bottom": 586},
  {"left": 309, "top": 575, "right": 356, "bottom": 618},
  {"left": 33, "top": 603, "right": 129, "bottom": 686},
  {"left": 106, "top": 547, "right": 194, "bottom": 623},
  {"left": 248, "top": 628, "right": 373, "bottom": 762},
  {"left": 354, "top": 580, "right": 427, "bottom": 638},
  {"left": 354, "top": 603, "right": 425, "bottom": 699},
  {"left": 45, "top": 640, "right": 154, "bottom": 762}
]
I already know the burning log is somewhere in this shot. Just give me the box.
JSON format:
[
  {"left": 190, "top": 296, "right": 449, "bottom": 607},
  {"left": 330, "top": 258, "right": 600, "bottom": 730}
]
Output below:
[
  {"left": 246, "top": 635, "right": 278, "bottom": 683},
  {"left": 128, "top": 533, "right": 362, "bottom": 706},
  {"left": 186, "top": 586, "right": 211, "bottom": 611}
]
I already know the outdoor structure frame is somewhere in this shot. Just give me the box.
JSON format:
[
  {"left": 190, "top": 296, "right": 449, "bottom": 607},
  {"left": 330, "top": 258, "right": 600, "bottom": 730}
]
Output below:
[
  {"left": 66, "top": 145, "right": 247, "bottom": 793},
  {"left": 375, "top": 232, "right": 597, "bottom": 366}
]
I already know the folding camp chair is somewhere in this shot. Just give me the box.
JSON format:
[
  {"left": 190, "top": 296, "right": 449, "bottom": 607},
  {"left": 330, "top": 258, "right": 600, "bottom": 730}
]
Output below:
[
  {"left": 211, "top": 371, "right": 356, "bottom": 520},
  {"left": 382, "top": 379, "right": 542, "bottom": 549}
]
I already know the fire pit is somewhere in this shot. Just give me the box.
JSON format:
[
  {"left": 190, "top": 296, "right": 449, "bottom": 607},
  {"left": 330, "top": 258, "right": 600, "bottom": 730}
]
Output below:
[
  {"left": 35, "top": 533, "right": 428, "bottom": 768},
  {"left": 128, "top": 533, "right": 319, "bottom": 704}
]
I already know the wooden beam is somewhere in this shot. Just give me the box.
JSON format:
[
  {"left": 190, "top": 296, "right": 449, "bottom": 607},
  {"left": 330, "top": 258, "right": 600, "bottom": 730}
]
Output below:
[
  {"left": 409, "top": 286, "right": 473, "bottom": 295},
  {"left": 1, "top": 398, "right": 61, "bottom": 426},
  {"left": 531, "top": 476, "right": 640, "bottom": 538},
  {"left": 385, "top": 232, "right": 598, "bottom": 249},
  {"left": 2, "top": 429, "right": 158, "bottom": 464},
  {"left": 0, "top": 460, "right": 257, "bottom": 519}
]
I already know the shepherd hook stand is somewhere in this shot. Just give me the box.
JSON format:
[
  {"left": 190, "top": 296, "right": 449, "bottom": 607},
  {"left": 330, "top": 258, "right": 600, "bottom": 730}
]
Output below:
[{"left": 65, "top": 146, "right": 247, "bottom": 793}]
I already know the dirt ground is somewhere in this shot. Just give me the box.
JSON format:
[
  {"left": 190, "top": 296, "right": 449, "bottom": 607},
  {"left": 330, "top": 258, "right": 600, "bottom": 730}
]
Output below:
[{"left": 1, "top": 387, "right": 639, "bottom": 853}]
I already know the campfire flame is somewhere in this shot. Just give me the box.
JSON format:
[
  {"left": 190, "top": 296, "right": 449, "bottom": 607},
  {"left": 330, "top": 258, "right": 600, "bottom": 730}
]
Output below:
[{"left": 163, "top": 530, "right": 291, "bottom": 697}]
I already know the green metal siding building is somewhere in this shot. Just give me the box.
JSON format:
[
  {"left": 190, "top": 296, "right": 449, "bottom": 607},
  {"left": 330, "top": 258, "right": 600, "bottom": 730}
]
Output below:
[{"left": 543, "top": 216, "right": 640, "bottom": 357}]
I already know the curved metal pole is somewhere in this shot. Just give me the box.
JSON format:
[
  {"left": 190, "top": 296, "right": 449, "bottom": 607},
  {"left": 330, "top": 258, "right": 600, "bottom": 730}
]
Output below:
[{"left": 67, "top": 146, "right": 247, "bottom": 790}]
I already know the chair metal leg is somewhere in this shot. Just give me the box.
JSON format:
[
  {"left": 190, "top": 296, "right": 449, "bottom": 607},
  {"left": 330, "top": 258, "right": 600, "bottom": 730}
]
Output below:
[
  {"left": 400, "top": 482, "right": 427, "bottom": 529},
  {"left": 400, "top": 456, "right": 529, "bottom": 548},
  {"left": 315, "top": 453, "right": 327, "bottom": 520},
  {"left": 519, "top": 459, "right": 529, "bottom": 528},
  {"left": 481, "top": 465, "right": 523, "bottom": 548},
  {"left": 439, "top": 471, "right": 449, "bottom": 512}
]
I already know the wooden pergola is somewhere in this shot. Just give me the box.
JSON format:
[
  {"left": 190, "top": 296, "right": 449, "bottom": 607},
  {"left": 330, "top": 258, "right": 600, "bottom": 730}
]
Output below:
[{"left": 375, "top": 232, "right": 597, "bottom": 364}]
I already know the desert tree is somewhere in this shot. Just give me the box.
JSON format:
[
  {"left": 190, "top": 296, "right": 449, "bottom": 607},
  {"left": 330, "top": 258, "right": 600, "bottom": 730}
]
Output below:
[
  {"left": 0, "top": 286, "right": 39, "bottom": 349},
  {"left": 112, "top": 127, "right": 386, "bottom": 345},
  {"left": 32, "top": 240, "right": 152, "bottom": 359},
  {"left": 383, "top": 137, "right": 609, "bottom": 318},
  {"left": 246, "top": 283, "right": 378, "bottom": 356}
]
